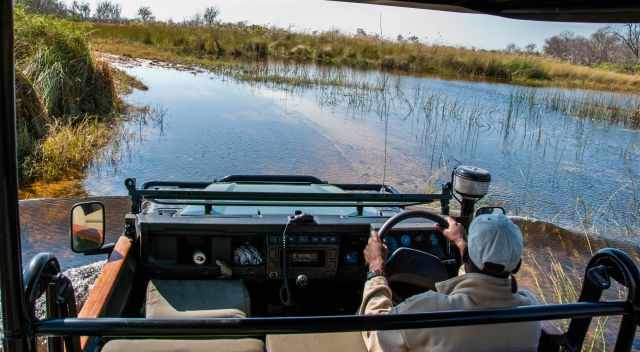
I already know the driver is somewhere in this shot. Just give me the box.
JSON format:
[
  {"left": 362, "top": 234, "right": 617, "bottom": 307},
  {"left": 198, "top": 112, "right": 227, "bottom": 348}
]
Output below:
[{"left": 359, "top": 213, "right": 541, "bottom": 352}]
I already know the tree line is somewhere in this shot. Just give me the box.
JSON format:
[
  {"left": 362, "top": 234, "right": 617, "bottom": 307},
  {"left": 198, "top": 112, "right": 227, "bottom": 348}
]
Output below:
[
  {"left": 505, "top": 25, "right": 640, "bottom": 71},
  {"left": 17, "top": 0, "right": 220, "bottom": 25},
  {"left": 17, "top": 0, "right": 640, "bottom": 72}
]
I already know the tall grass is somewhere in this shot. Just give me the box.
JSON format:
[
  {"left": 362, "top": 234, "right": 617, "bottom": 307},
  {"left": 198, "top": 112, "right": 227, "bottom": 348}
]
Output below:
[
  {"left": 90, "top": 22, "right": 640, "bottom": 93},
  {"left": 15, "top": 7, "right": 117, "bottom": 117},
  {"left": 13, "top": 7, "right": 126, "bottom": 192},
  {"left": 529, "top": 252, "right": 610, "bottom": 352},
  {"left": 25, "top": 118, "right": 114, "bottom": 181},
  {"left": 504, "top": 86, "right": 640, "bottom": 128}
]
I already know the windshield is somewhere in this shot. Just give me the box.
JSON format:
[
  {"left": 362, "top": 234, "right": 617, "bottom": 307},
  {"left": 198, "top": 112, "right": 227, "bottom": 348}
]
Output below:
[{"left": 178, "top": 182, "right": 394, "bottom": 216}]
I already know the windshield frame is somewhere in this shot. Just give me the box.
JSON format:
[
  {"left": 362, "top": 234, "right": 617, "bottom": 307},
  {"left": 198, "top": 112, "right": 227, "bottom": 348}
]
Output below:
[{"left": 127, "top": 178, "right": 453, "bottom": 215}]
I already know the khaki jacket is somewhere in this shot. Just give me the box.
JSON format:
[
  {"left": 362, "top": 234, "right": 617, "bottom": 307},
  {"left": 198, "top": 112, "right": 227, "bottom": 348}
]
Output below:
[{"left": 358, "top": 273, "right": 541, "bottom": 352}]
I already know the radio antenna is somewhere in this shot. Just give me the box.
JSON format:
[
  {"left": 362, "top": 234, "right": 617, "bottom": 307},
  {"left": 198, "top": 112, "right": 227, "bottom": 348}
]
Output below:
[
  {"left": 382, "top": 107, "right": 389, "bottom": 188},
  {"left": 379, "top": 13, "right": 389, "bottom": 189}
]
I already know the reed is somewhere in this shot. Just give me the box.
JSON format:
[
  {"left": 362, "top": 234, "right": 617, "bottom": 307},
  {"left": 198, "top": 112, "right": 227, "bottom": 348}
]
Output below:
[
  {"left": 24, "top": 118, "right": 114, "bottom": 182},
  {"left": 529, "top": 252, "right": 609, "bottom": 352},
  {"left": 90, "top": 22, "right": 640, "bottom": 93},
  {"left": 15, "top": 7, "right": 117, "bottom": 117},
  {"left": 13, "top": 8, "right": 147, "bottom": 193}
]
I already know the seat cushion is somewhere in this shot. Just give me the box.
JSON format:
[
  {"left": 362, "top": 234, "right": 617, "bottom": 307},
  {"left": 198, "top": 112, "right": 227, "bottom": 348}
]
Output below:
[
  {"left": 266, "top": 332, "right": 367, "bottom": 352},
  {"left": 146, "top": 279, "right": 251, "bottom": 318},
  {"left": 102, "top": 339, "right": 264, "bottom": 352}
]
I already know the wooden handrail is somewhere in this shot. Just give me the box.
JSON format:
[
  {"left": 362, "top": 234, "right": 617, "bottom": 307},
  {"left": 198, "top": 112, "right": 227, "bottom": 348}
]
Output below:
[{"left": 78, "top": 236, "right": 132, "bottom": 350}]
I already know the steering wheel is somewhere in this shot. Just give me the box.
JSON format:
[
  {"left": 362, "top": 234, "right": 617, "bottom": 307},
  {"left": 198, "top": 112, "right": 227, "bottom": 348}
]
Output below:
[{"left": 376, "top": 209, "right": 459, "bottom": 295}]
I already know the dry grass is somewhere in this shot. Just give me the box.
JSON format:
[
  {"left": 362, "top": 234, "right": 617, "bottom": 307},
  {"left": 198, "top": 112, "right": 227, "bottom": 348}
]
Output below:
[
  {"left": 529, "top": 252, "right": 611, "bottom": 352},
  {"left": 90, "top": 22, "right": 640, "bottom": 93},
  {"left": 25, "top": 118, "right": 115, "bottom": 181}
]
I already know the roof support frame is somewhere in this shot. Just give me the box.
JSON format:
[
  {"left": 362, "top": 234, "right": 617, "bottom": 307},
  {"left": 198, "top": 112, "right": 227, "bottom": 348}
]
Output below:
[{"left": 0, "top": 1, "right": 30, "bottom": 351}]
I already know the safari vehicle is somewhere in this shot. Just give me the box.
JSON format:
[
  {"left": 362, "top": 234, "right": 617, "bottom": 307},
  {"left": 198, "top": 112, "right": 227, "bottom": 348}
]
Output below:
[{"left": 3, "top": 2, "right": 640, "bottom": 352}]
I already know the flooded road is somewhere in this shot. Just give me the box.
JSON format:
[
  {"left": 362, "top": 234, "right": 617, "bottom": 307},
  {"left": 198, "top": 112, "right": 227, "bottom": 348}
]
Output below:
[{"left": 82, "top": 59, "right": 640, "bottom": 239}]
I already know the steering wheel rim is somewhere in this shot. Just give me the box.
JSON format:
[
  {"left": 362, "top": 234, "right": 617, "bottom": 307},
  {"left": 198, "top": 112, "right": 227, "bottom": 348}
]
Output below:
[
  {"left": 376, "top": 209, "right": 457, "bottom": 294},
  {"left": 378, "top": 209, "right": 448, "bottom": 239}
]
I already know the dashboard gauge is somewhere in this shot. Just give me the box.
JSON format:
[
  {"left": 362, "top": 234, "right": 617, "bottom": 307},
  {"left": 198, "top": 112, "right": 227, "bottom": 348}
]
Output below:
[
  {"left": 344, "top": 251, "right": 359, "bottom": 265},
  {"left": 431, "top": 233, "right": 439, "bottom": 247},
  {"left": 384, "top": 236, "right": 399, "bottom": 256},
  {"left": 400, "top": 234, "right": 412, "bottom": 247}
]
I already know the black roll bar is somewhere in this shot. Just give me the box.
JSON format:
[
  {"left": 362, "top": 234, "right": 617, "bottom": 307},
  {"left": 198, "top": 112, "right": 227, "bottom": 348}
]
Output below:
[
  {"left": 141, "top": 179, "right": 401, "bottom": 194},
  {"left": 126, "top": 178, "right": 452, "bottom": 214},
  {"left": 31, "top": 302, "right": 629, "bottom": 337},
  {"left": 566, "top": 248, "right": 640, "bottom": 352},
  {"left": 0, "top": 1, "right": 30, "bottom": 351},
  {"left": 27, "top": 248, "right": 640, "bottom": 352},
  {"left": 23, "top": 254, "right": 80, "bottom": 352}
]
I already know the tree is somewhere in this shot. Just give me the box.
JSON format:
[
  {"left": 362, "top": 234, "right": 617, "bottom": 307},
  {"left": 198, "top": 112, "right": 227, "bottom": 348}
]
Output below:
[
  {"left": 524, "top": 43, "right": 537, "bottom": 54},
  {"left": 137, "top": 6, "right": 154, "bottom": 22},
  {"left": 505, "top": 43, "right": 520, "bottom": 53},
  {"left": 590, "top": 28, "right": 620, "bottom": 63},
  {"left": 407, "top": 35, "right": 419, "bottom": 43},
  {"left": 70, "top": 1, "right": 91, "bottom": 19},
  {"left": 608, "top": 24, "right": 640, "bottom": 61},
  {"left": 18, "top": 0, "right": 67, "bottom": 16},
  {"left": 94, "top": 1, "right": 121, "bottom": 22},
  {"left": 184, "top": 13, "right": 203, "bottom": 26},
  {"left": 203, "top": 6, "right": 219, "bottom": 26}
]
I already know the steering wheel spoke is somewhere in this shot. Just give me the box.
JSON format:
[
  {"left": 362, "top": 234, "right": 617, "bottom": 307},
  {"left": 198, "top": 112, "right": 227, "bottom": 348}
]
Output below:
[{"left": 377, "top": 210, "right": 456, "bottom": 292}]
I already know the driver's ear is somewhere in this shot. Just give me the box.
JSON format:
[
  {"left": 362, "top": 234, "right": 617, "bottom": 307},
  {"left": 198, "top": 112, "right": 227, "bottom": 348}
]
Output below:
[{"left": 511, "top": 259, "right": 522, "bottom": 274}]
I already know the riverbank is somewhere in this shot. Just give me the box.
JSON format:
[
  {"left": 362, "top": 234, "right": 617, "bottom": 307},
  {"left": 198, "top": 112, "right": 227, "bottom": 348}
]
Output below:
[
  {"left": 15, "top": 8, "right": 148, "bottom": 199},
  {"left": 90, "top": 22, "right": 640, "bottom": 93}
]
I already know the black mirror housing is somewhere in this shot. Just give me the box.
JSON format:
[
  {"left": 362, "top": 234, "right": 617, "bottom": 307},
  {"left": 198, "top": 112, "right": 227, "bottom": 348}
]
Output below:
[{"left": 70, "top": 201, "right": 106, "bottom": 254}]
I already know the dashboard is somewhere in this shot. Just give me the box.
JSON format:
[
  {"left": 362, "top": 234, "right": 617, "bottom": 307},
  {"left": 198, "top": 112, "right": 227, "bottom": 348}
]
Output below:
[{"left": 138, "top": 214, "right": 454, "bottom": 282}]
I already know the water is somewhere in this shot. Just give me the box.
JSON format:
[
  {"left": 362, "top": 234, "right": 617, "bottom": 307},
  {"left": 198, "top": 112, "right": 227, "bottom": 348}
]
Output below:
[{"left": 83, "top": 60, "right": 640, "bottom": 239}]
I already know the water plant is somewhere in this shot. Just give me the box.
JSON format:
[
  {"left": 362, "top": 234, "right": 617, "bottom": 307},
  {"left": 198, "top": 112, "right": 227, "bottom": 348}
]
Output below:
[{"left": 89, "top": 21, "right": 640, "bottom": 93}]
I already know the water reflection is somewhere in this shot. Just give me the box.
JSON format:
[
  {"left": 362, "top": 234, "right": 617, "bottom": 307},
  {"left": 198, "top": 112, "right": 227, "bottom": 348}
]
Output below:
[{"left": 84, "top": 60, "right": 640, "bottom": 239}]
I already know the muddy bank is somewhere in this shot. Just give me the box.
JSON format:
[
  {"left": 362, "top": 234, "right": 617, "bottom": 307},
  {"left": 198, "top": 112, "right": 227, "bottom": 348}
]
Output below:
[{"left": 19, "top": 196, "right": 130, "bottom": 269}]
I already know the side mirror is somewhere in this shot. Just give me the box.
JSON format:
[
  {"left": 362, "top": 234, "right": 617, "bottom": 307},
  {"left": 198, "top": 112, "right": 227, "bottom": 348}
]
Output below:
[{"left": 70, "top": 202, "right": 105, "bottom": 253}]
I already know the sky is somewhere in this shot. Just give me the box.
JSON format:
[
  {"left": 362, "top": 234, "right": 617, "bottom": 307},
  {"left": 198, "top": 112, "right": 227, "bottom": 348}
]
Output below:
[{"left": 66, "top": 0, "right": 609, "bottom": 50}]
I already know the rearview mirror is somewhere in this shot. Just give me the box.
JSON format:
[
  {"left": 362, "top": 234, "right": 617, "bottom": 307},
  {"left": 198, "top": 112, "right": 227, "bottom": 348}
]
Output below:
[{"left": 70, "top": 202, "right": 105, "bottom": 253}]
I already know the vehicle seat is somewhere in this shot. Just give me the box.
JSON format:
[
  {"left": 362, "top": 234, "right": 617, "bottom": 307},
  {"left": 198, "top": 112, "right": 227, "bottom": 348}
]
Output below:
[
  {"left": 266, "top": 332, "right": 367, "bottom": 352},
  {"left": 146, "top": 279, "right": 251, "bottom": 318},
  {"left": 102, "top": 338, "right": 264, "bottom": 352}
]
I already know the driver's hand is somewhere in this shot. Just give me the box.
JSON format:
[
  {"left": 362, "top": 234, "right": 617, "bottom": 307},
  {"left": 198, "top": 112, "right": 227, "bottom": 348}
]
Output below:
[
  {"left": 436, "top": 217, "right": 466, "bottom": 254},
  {"left": 364, "top": 230, "right": 387, "bottom": 273}
]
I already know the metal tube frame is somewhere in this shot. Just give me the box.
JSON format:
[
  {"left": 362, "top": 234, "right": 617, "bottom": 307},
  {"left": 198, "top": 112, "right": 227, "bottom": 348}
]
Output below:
[
  {"left": 1, "top": 1, "right": 30, "bottom": 351},
  {"left": 126, "top": 178, "right": 452, "bottom": 214},
  {"left": 32, "top": 302, "right": 629, "bottom": 337},
  {"left": 25, "top": 248, "right": 640, "bottom": 352}
]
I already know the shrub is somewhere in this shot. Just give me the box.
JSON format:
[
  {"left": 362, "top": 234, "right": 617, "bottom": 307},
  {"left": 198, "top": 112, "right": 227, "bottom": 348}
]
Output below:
[
  {"left": 288, "top": 45, "right": 312, "bottom": 62},
  {"left": 15, "top": 7, "right": 116, "bottom": 117}
]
